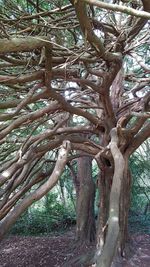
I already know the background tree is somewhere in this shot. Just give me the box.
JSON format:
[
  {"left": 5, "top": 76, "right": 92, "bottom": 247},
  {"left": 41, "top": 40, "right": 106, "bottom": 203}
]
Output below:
[{"left": 0, "top": 1, "right": 150, "bottom": 266}]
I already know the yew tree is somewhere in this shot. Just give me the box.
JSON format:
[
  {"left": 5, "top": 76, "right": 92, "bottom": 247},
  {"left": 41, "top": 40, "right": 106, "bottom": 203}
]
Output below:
[{"left": 0, "top": 0, "right": 150, "bottom": 266}]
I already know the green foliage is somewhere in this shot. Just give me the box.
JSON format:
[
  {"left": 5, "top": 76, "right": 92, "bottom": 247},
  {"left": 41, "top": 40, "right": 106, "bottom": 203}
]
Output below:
[
  {"left": 130, "top": 147, "right": 150, "bottom": 211},
  {"left": 129, "top": 141, "right": 150, "bottom": 233},
  {"left": 10, "top": 190, "right": 76, "bottom": 236},
  {"left": 129, "top": 213, "right": 150, "bottom": 234}
]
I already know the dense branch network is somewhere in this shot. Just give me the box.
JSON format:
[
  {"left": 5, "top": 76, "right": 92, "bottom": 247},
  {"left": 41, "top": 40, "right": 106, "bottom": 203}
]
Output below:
[{"left": 0, "top": 0, "right": 150, "bottom": 254}]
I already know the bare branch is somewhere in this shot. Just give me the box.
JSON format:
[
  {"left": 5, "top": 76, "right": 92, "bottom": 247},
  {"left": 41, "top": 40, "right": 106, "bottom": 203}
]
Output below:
[
  {"left": 83, "top": 0, "right": 150, "bottom": 19},
  {"left": 0, "top": 36, "right": 52, "bottom": 54},
  {"left": 0, "top": 140, "right": 71, "bottom": 241}
]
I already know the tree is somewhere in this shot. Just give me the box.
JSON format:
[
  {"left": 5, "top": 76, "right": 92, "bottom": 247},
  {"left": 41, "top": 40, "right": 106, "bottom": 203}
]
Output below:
[{"left": 0, "top": 0, "right": 150, "bottom": 266}]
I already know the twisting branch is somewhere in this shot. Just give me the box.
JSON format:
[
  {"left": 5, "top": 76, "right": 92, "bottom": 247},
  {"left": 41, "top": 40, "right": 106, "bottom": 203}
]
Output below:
[
  {"left": 70, "top": 0, "right": 122, "bottom": 62},
  {"left": 96, "top": 128, "right": 125, "bottom": 267},
  {"left": 0, "top": 140, "right": 71, "bottom": 241},
  {"left": 84, "top": 0, "right": 150, "bottom": 19},
  {"left": 0, "top": 36, "right": 52, "bottom": 54}
]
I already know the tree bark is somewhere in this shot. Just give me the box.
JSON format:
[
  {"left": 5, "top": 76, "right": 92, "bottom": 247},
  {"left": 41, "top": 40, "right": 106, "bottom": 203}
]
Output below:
[
  {"left": 76, "top": 155, "right": 96, "bottom": 244},
  {"left": 96, "top": 161, "right": 113, "bottom": 253},
  {"left": 0, "top": 36, "right": 51, "bottom": 54},
  {"left": 119, "top": 156, "right": 132, "bottom": 255}
]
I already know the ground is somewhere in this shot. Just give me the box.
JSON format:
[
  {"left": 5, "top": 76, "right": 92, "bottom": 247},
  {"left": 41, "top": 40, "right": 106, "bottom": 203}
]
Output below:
[{"left": 0, "top": 231, "right": 150, "bottom": 267}]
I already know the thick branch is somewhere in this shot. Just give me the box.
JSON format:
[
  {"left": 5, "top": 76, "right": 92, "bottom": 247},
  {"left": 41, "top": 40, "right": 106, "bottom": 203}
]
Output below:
[
  {"left": 0, "top": 103, "right": 59, "bottom": 140},
  {"left": 126, "top": 122, "right": 150, "bottom": 155},
  {"left": 0, "top": 140, "right": 71, "bottom": 241},
  {"left": 71, "top": 0, "right": 122, "bottom": 62},
  {"left": 127, "top": 0, "right": 150, "bottom": 42},
  {"left": 96, "top": 128, "right": 125, "bottom": 267},
  {"left": 84, "top": 0, "right": 150, "bottom": 19},
  {"left": 0, "top": 36, "right": 52, "bottom": 54}
]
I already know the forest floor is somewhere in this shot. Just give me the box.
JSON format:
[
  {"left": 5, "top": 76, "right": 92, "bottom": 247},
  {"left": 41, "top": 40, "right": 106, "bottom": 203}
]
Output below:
[{"left": 0, "top": 229, "right": 150, "bottom": 267}]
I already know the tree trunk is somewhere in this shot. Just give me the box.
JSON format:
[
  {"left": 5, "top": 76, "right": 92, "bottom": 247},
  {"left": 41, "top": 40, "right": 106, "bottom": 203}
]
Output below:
[
  {"left": 95, "top": 129, "right": 125, "bottom": 267},
  {"left": 96, "top": 160, "right": 113, "bottom": 253},
  {"left": 76, "top": 155, "right": 96, "bottom": 244},
  {"left": 94, "top": 139, "right": 132, "bottom": 267},
  {"left": 119, "top": 155, "right": 132, "bottom": 255}
]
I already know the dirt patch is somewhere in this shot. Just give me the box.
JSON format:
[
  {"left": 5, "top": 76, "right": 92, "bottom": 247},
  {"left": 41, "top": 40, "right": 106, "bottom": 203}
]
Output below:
[{"left": 0, "top": 232, "right": 149, "bottom": 267}]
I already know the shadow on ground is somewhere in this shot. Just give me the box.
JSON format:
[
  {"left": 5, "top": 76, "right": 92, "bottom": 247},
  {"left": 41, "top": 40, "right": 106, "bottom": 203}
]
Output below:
[{"left": 0, "top": 231, "right": 150, "bottom": 267}]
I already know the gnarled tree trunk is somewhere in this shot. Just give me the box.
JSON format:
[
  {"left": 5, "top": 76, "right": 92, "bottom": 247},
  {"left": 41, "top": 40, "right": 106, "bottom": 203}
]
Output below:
[{"left": 95, "top": 128, "right": 125, "bottom": 267}]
